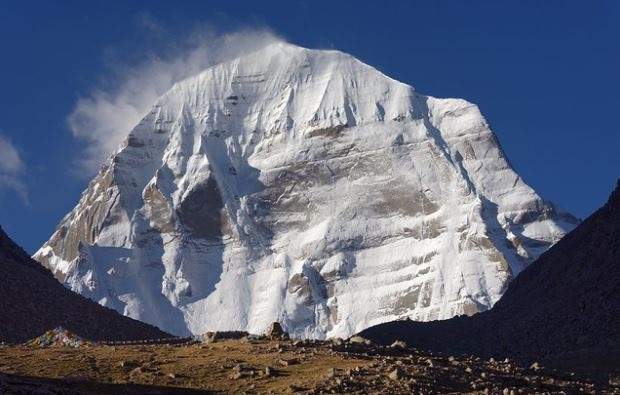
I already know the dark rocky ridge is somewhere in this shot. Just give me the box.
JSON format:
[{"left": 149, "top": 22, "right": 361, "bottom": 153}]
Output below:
[
  {"left": 0, "top": 225, "right": 170, "bottom": 343},
  {"left": 360, "top": 180, "right": 620, "bottom": 372}
]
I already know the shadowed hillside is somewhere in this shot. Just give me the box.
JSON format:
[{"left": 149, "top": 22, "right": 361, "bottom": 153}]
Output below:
[
  {"left": 360, "top": 181, "right": 620, "bottom": 372},
  {"left": 0, "top": 226, "right": 170, "bottom": 343}
]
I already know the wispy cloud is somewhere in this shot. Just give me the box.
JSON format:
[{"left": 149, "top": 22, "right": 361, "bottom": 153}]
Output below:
[
  {"left": 68, "top": 16, "right": 284, "bottom": 174},
  {"left": 0, "top": 134, "right": 27, "bottom": 203},
  {"left": 135, "top": 11, "right": 166, "bottom": 35}
]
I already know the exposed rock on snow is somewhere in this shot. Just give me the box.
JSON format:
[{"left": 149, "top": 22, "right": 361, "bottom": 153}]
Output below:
[{"left": 34, "top": 42, "right": 577, "bottom": 338}]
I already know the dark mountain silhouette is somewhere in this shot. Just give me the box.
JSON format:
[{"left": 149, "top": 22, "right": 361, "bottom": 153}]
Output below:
[
  {"left": 360, "top": 180, "right": 620, "bottom": 371},
  {"left": 0, "top": 225, "right": 170, "bottom": 343}
]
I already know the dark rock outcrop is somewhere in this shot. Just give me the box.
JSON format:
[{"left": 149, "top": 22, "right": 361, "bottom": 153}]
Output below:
[
  {"left": 0, "top": 226, "right": 170, "bottom": 343},
  {"left": 360, "top": 180, "right": 620, "bottom": 370},
  {"left": 265, "top": 322, "right": 289, "bottom": 340}
]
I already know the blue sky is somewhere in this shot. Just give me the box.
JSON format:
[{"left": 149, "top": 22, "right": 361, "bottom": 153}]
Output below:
[{"left": 1, "top": 1, "right": 618, "bottom": 252}]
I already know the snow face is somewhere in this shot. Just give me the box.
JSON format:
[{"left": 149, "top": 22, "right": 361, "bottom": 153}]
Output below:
[{"left": 34, "top": 42, "right": 578, "bottom": 338}]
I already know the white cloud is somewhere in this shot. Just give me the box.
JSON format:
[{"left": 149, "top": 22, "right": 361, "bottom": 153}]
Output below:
[
  {"left": 68, "top": 24, "right": 284, "bottom": 174},
  {"left": 0, "top": 134, "right": 27, "bottom": 202}
]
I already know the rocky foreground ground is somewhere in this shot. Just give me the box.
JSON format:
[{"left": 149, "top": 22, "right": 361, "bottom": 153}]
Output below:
[{"left": 0, "top": 335, "right": 617, "bottom": 394}]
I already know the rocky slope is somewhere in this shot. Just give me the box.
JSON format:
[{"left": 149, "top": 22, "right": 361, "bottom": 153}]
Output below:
[
  {"left": 360, "top": 180, "right": 620, "bottom": 368},
  {"left": 34, "top": 41, "right": 577, "bottom": 338},
  {"left": 0, "top": 225, "right": 169, "bottom": 343}
]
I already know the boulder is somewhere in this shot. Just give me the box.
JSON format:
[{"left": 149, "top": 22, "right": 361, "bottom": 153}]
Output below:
[
  {"left": 348, "top": 336, "right": 371, "bottom": 345},
  {"left": 388, "top": 368, "right": 404, "bottom": 381},
  {"left": 390, "top": 340, "right": 407, "bottom": 349},
  {"left": 201, "top": 331, "right": 249, "bottom": 344},
  {"left": 265, "top": 322, "right": 289, "bottom": 340}
]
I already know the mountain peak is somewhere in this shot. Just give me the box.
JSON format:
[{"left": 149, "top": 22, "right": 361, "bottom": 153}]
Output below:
[
  {"left": 34, "top": 45, "right": 577, "bottom": 338},
  {"left": 607, "top": 178, "right": 620, "bottom": 208},
  {"left": 229, "top": 40, "right": 353, "bottom": 64}
]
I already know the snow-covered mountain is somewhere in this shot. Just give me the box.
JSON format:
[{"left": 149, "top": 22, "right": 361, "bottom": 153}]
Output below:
[{"left": 34, "top": 42, "right": 578, "bottom": 338}]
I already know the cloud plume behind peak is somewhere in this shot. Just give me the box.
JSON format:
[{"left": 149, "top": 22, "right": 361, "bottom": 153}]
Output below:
[{"left": 68, "top": 26, "right": 284, "bottom": 174}]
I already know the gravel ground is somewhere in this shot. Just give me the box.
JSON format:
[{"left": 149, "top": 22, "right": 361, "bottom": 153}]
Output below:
[{"left": 0, "top": 337, "right": 617, "bottom": 394}]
